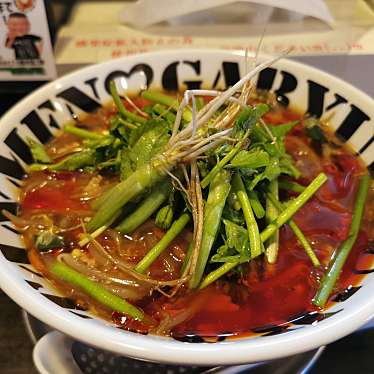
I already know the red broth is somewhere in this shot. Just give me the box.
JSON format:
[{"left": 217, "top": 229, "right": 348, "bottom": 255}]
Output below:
[{"left": 18, "top": 96, "right": 374, "bottom": 339}]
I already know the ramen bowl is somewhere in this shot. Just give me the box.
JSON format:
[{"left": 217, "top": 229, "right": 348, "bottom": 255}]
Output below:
[{"left": 0, "top": 50, "right": 373, "bottom": 366}]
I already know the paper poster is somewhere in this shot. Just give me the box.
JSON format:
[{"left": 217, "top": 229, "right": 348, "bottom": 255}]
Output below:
[{"left": 0, "top": 0, "right": 56, "bottom": 80}]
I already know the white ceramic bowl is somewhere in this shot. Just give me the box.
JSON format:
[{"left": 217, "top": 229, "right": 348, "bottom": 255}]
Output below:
[{"left": 0, "top": 50, "right": 373, "bottom": 366}]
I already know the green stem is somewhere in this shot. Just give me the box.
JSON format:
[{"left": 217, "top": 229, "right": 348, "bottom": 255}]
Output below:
[
  {"left": 116, "top": 180, "right": 171, "bottom": 234},
  {"left": 200, "top": 172, "right": 328, "bottom": 288},
  {"left": 117, "top": 117, "right": 138, "bottom": 130},
  {"left": 189, "top": 170, "right": 232, "bottom": 289},
  {"left": 91, "top": 185, "right": 115, "bottom": 211},
  {"left": 265, "top": 179, "right": 279, "bottom": 264},
  {"left": 50, "top": 261, "right": 144, "bottom": 320},
  {"left": 141, "top": 90, "right": 192, "bottom": 122},
  {"left": 279, "top": 180, "right": 306, "bottom": 194},
  {"left": 27, "top": 137, "right": 51, "bottom": 164},
  {"left": 248, "top": 190, "right": 265, "bottom": 219},
  {"left": 79, "top": 211, "right": 121, "bottom": 247},
  {"left": 48, "top": 149, "right": 96, "bottom": 172},
  {"left": 135, "top": 213, "right": 190, "bottom": 274},
  {"left": 109, "top": 81, "right": 146, "bottom": 124},
  {"left": 153, "top": 103, "right": 177, "bottom": 123},
  {"left": 313, "top": 174, "right": 370, "bottom": 308},
  {"left": 87, "top": 158, "right": 172, "bottom": 232},
  {"left": 64, "top": 125, "right": 105, "bottom": 140},
  {"left": 199, "top": 262, "right": 237, "bottom": 289},
  {"left": 232, "top": 173, "right": 262, "bottom": 258},
  {"left": 180, "top": 240, "right": 194, "bottom": 276},
  {"left": 260, "top": 173, "right": 327, "bottom": 243},
  {"left": 267, "top": 192, "right": 320, "bottom": 267},
  {"left": 201, "top": 131, "right": 249, "bottom": 189}
]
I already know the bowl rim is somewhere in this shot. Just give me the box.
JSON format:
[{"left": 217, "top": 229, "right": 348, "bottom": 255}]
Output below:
[{"left": 0, "top": 48, "right": 373, "bottom": 366}]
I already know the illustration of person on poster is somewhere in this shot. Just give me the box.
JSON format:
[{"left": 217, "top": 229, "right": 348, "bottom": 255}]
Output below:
[
  {"left": 5, "top": 12, "right": 43, "bottom": 60},
  {"left": 0, "top": 0, "right": 56, "bottom": 80}
]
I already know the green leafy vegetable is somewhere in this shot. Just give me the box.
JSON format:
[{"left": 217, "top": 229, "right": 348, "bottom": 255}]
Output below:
[
  {"left": 152, "top": 103, "right": 176, "bottom": 125},
  {"left": 304, "top": 117, "right": 327, "bottom": 155},
  {"left": 229, "top": 149, "right": 270, "bottom": 169},
  {"left": 211, "top": 219, "right": 251, "bottom": 263},
  {"left": 247, "top": 156, "right": 281, "bottom": 190},
  {"left": 200, "top": 173, "right": 327, "bottom": 288},
  {"left": 120, "top": 120, "right": 170, "bottom": 181},
  {"left": 34, "top": 231, "right": 64, "bottom": 251},
  {"left": 233, "top": 103, "right": 269, "bottom": 134},
  {"left": 50, "top": 149, "right": 97, "bottom": 171},
  {"left": 27, "top": 138, "right": 51, "bottom": 164},
  {"left": 269, "top": 120, "right": 298, "bottom": 138},
  {"left": 155, "top": 204, "right": 174, "bottom": 230},
  {"left": 224, "top": 219, "right": 249, "bottom": 253}
]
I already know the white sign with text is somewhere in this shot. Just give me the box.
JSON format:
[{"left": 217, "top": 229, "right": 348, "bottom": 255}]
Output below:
[{"left": 0, "top": 0, "right": 56, "bottom": 81}]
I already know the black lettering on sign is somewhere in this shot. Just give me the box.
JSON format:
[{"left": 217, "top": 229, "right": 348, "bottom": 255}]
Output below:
[
  {"left": 38, "top": 100, "right": 54, "bottom": 111},
  {"left": 2, "top": 224, "right": 19, "bottom": 235},
  {"left": 0, "top": 243, "right": 29, "bottom": 264},
  {"left": 19, "top": 264, "right": 42, "bottom": 277},
  {"left": 70, "top": 311, "right": 91, "bottom": 319},
  {"left": 359, "top": 135, "right": 373, "bottom": 155},
  {"left": 253, "top": 325, "right": 289, "bottom": 337},
  {"left": 173, "top": 335, "right": 205, "bottom": 343},
  {"left": 332, "top": 286, "right": 361, "bottom": 302},
  {"left": 57, "top": 87, "right": 101, "bottom": 113},
  {"left": 261, "top": 326, "right": 290, "bottom": 337},
  {"left": 306, "top": 81, "right": 329, "bottom": 118},
  {"left": 366, "top": 243, "right": 374, "bottom": 254},
  {"left": 256, "top": 67, "right": 277, "bottom": 91},
  {"left": 7, "top": 179, "right": 20, "bottom": 189},
  {"left": 84, "top": 78, "right": 100, "bottom": 99},
  {"left": 26, "top": 280, "right": 43, "bottom": 290},
  {"left": 162, "top": 60, "right": 201, "bottom": 91},
  {"left": 0, "top": 202, "right": 17, "bottom": 221},
  {"left": 212, "top": 62, "right": 240, "bottom": 89},
  {"left": 66, "top": 104, "right": 79, "bottom": 121},
  {"left": 21, "top": 111, "right": 53, "bottom": 144},
  {"left": 0, "top": 191, "right": 10, "bottom": 200},
  {"left": 369, "top": 161, "right": 374, "bottom": 178},
  {"left": 353, "top": 268, "right": 374, "bottom": 274},
  {"left": 42, "top": 293, "right": 85, "bottom": 310},
  {"left": 38, "top": 100, "right": 61, "bottom": 129},
  {"left": 182, "top": 60, "right": 202, "bottom": 90},
  {"left": 326, "top": 94, "right": 348, "bottom": 111},
  {"left": 104, "top": 64, "right": 154, "bottom": 93},
  {"left": 274, "top": 71, "right": 298, "bottom": 107},
  {"left": 290, "top": 310, "right": 342, "bottom": 325},
  {"left": 336, "top": 105, "right": 370, "bottom": 141},
  {"left": 290, "top": 311, "right": 320, "bottom": 325},
  {"left": 4, "top": 128, "right": 32, "bottom": 164},
  {"left": 0, "top": 152, "right": 26, "bottom": 180},
  {"left": 162, "top": 61, "right": 178, "bottom": 90},
  {"left": 307, "top": 82, "right": 349, "bottom": 118}
]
